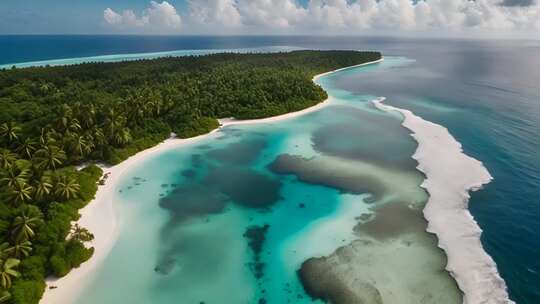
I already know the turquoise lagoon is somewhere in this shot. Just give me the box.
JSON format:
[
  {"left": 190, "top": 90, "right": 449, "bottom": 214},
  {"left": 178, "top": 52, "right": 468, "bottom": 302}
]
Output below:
[{"left": 75, "top": 57, "right": 461, "bottom": 304}]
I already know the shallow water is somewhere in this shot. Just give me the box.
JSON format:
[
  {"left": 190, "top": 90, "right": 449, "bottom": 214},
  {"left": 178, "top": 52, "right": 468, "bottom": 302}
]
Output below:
[{"left": 74, "top": 57, "right": 461, "bottom": 304}]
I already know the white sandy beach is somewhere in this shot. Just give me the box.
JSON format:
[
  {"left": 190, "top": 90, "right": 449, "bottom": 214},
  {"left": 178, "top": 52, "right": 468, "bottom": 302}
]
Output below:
[
  {"left": 374, "top": 99, "right": 513, "bottom": 304},
  {"left": 40, "top": 58, "right": 383, "bottom": 304}
]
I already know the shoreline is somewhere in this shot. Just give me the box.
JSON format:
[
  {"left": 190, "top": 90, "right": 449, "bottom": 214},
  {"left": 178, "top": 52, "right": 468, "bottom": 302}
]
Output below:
[
  {"left": 39, "top": 131, "right": 223, "bottom": 304},
  {"left": 219, "top": 57, "right": 384, "bottom": 127},
  {"left": 373, "top": 99, "right": 513, "bottom": 304},
  {"left": 0, "top": 45, "right": 304, "bottom": 69},
  {"left": 40, "top": 57, "right": 383, "bottom": 304}
]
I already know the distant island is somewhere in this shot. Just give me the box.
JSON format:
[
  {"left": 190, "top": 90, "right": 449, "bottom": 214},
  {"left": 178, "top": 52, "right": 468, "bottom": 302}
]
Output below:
[{"left": 0, "top": 50, "right": 381, "bottom": 304}]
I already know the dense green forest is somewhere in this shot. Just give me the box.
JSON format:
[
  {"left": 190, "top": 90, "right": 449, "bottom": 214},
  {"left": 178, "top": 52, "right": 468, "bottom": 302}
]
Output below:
[{"left": 0, "top": 50, "right": 381, "bottom": 303}]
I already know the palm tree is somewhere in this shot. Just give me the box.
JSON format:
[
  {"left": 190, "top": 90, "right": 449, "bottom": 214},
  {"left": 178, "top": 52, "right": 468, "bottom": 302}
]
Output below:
[
  {"left": 0, "top": 258, "right": 20, "bottom": 289},
  {"left": 0, "top": 122, "right": 21, "bottom": 143},
  {"left": 69, "top": 224, "right": 93, "bottom": 243},
  {"left": 7, "top": 181, "right": 33, "bottom": 205},
  {"left": 38, "top": 128, "right": 54, "bottom": 146},
  {"left": 78, "top": 103, "right": 97, "bottom": 129},
  {"left": 68, "top": 134, "right": 93, "bottom": 158},
  {"left": 0, "top": 289, "right": 11, "bottom": 303},
  {"left": 142, "top": 89, "right": 163, "bottom": 117},
  {"left": 54, "top": 175, "right": 80, "bottom": 200},
  {"left": 161, "top": 89, "right": 175, "bottom": 115},
  {"left": 90, "top": 127, "right": 107, "bottom": 147},
  {"left": 33, "top": 173, "right": 53, "bottom": 202},
  {"left": 16, "top": 137, "right": 37, "bottom": 159},
  {"left": 0, "top": 244, "right": 8, "bottom": 258},
  {"left": 66, "top": 118, "right": 82, "bottom": 135},
  {"left": 114, "top": 128, "right": 132, "bottom": 146},
  {"left": 11, "top": 210, "right": 42, "bottom": 242},
  {"left": 125, "top": 92, "right": 148, "bottom": 123},
  {"left": 0, "top": 149, "right": 17, "bottom": 169},
  {"left": 55, "top": 104, "right": 74, "bottom": 133},
  {"left": 0, "top": 162, "right": 30, "bottom": 189},
  {"left": 4, "top": 240, "right": 32, "bottom": 258},
  {"left": 38, "top": 82, "right": 53, "bottom": 94},
  {"left": 34, "top": 145, "right": 66, "bottom": 170},
  {"left": 104, "top": 108, "right": 127, "bottom": 141}
]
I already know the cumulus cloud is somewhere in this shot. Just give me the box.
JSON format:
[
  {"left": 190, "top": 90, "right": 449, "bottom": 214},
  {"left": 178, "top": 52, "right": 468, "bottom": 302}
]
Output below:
[
  {"left": 103, "top": 0, "right": 540, "bottom": 34},
  {"left": 103, "top": 1, "right": 181, "bottom": 30},
  {"left": 188, "top": 0, "right": 242, "bottom": 28},
  {"left": 103, "top": 8, "right": 122, "bottom": 26},
  {"left": 236, "top": 0, "right": 307, "bottom": 28},
  {"left": 185, "top": 0, "right": 540, "bottom": 32}
]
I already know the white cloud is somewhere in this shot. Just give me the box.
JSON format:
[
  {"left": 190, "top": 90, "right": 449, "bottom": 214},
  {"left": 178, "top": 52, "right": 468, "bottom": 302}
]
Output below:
[
  {"left": 103, "top": 1, "right": 181, "bottom": 31},
  {"left": 145, "top": 1, "right": 182, "bottom": 28},
  {"left": 103, "top": 8, "right": 122, "bottom": 26},
  {"left": 188, "top": 0, "right": 242, "bottom": 28},
  {"left": 103, "top": 0, "right": 540, "bottom": 34},
  {"left": 297, "top": 0, "right": 540, "bottom": 32},
  {"left": 235, "top": 0, "right": 307, "bottom": 28}
]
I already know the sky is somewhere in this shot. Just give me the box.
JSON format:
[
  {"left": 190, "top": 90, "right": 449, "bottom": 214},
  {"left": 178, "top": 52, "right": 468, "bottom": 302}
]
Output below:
[{"left": 0, "top": 0, "right": 539, "bottom": 36}]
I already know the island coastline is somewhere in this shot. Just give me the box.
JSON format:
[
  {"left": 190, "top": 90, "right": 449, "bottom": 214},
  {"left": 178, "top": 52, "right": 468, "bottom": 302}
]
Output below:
[{"left": 39, "top": 57, "right": 384, "bottom": 304}]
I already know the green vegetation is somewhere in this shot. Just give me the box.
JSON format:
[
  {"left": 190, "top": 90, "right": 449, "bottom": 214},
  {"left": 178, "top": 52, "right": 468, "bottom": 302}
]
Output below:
[
  {"left": 0, "top": 164, "right": 100, "bottom": 304},
  {"left": 0, "top": 50, "right": 381, "bottom": 303}
]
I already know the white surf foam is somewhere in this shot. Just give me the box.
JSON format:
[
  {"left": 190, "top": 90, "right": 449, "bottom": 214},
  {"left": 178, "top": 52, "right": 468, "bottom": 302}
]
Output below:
[{"left": 373, "top": 98, "right": 514, "bottom": 304}]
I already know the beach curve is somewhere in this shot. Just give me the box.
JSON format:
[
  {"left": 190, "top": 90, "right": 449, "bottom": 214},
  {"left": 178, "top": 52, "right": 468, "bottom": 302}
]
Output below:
[
  {"left": 373, "top": 98, "right": 513, "bottom": 304},
  {"left": 39, "top": 57, "right": 384, "bottom": 304}
]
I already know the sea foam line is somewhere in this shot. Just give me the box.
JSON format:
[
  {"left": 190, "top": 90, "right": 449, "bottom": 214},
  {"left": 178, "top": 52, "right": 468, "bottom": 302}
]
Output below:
[{"left": 373, "top": 98, "right": 514, "bottom": 304}]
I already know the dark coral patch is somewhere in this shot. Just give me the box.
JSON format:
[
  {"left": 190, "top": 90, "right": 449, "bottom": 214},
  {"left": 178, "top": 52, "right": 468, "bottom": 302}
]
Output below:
[
  {"left": 154, "top": 257, "right": 175, "bottom": 275},
  {"left": 181, "top": 169, "right": 196, "bottom": 178},
  {"left": 206, "top": 138, "right": 267, "bottom": 165},
  {"left": 205, "top": 166, "right": 282, "bottom": 209},
  {"left": 269, "top": 154, "right": 385, "bottom": 200},
  {"left": 354, "top": 203, "right": 427, "bottom": 240},
  {"left": 244, "top": 224, "right": 270, "bottom": 280},
  {"left": 195, "top": 144, "right": 211, "bottom": 150},
  {"left": 191, "top": 154, "right": 203, "bottom": 167},
  {"left": 159, "top": 184, "right": 229, "bottom": 219},
  {"left": 298, "top": 256, "right": 383, "bottom": 304},
  {"left": 311, "top": 106, "right": 417, "bottom": 169}
]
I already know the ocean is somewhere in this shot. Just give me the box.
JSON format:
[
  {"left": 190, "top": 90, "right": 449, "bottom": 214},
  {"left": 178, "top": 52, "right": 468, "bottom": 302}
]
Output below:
[{"left": 3, "top": 36, "right": 539, "bottom": 303}]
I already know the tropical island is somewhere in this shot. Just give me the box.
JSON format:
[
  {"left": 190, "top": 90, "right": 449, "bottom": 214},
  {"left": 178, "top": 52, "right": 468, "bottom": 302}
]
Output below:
[{"left": 0, "top": 50, "right": 382, "bottom": 304}]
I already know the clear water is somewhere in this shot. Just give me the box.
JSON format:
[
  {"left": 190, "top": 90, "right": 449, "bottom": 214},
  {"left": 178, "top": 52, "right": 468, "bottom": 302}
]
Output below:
[
  {"left": 72, "top": 57, "right": 460, "bottom": 304},
  {"left": 3, "top": 36, "right": 538, "bottom": 303}
]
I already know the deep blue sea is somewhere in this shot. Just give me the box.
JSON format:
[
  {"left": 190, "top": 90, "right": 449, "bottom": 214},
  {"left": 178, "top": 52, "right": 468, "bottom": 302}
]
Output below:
[{"left": 3, "top": 36, "right": 539, "bottom": 303}]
